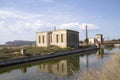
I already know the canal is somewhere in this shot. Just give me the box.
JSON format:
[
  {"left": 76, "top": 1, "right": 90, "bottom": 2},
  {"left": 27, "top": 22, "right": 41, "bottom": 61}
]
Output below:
[{"left": 0, "top": 47, "right": 119, "bottom": 80}]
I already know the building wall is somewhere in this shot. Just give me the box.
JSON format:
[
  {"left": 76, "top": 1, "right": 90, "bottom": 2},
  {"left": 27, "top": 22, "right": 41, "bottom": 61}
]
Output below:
[
  {"left": 36, "top": 30, "right": 79, "bottom": 48},
  {"left": 50, "top": 30, "right": 67, "bottom": 48},
  {"left": 96, "top": 34, "right": 103, "bottom": 43},
  {"left": 89, "top": 38, "right": 95, "bottom": 44},
  {"left": 88, "top": 38, "right": 98, "bottom": 45},
  {"left": 67, "top": 30, "right": 79, "bottom": 48},
  {"left": 36, "top": 32, "right": 49, "bottom": 47}
]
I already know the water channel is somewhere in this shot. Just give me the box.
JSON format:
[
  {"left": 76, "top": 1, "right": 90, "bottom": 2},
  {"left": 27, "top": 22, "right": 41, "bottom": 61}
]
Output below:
[{"left": 0, "top": 47, "right": 120, "bottom": 80}]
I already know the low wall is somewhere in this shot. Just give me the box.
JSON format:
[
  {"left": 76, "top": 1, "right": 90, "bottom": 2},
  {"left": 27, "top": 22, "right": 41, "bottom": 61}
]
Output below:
[{"left": 0, "top": 46, "right": 97, "bottom": 67}]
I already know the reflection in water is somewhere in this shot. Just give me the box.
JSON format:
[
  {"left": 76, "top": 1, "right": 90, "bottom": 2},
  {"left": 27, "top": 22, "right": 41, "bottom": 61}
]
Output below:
[
  {"left": 0, "top": 55, "right": 80, "bottom": 76},
  {"left": 96, "top": 49, "right": 104, "bottom": 59},
  {"left": 0, "top": 48, "right": 116, "bottom": 80},
  {"left": 37, "top": 56, "right": 79, "bottom": 76},
  {"left": 105, "top": 46, "right": 114, "bottom": 51},
  {"left": 86, "top": 54, "right": 89, "bottom": 72},
  {"left": 21, "top": 67, "right": 27, "bottom": 73}
]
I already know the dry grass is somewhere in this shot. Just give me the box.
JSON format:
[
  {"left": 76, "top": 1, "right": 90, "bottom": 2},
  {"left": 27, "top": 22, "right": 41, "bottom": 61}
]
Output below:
[{"left": 77, "top": 51, "right": 120, "bottom": 80}]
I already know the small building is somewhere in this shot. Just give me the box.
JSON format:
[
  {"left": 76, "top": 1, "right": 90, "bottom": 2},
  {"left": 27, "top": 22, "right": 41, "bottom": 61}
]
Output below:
[
  {"left": 88, "top": 34, "right": 104, "bottom": 45},
  {"left": 96, "top": 34, "right": 104, "bottom": 43},
  {"left": 88, "top": 38, "right": 98, "bottom": 45},
  {"left": 36, "top": 29, "right": 79, "bottom": 48}
]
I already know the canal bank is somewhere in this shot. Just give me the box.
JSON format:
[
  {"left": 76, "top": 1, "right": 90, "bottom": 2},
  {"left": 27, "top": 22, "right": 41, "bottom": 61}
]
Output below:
[
  {"left": 0, "top": 47, "right": 119, "bottom": 80},
  {"left": 0, "top": 46, "right": 98, "bottom": 67}
]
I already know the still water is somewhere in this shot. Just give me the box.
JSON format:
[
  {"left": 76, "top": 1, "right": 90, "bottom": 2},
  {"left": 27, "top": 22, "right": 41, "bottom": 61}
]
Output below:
[{"left": 0, "top": 47, "right": 120, "bottom": 80}]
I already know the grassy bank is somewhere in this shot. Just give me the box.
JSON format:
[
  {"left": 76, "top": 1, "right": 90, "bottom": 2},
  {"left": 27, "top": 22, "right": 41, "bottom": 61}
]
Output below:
[
  {"left": 0, "top": 45, "right": 74, "bottom": 60},
  {"left": 77, "top": 51, "right": 120, "bottom": 80},
  {"left": 25, "top": 45, "right": 74, "bottom": 56},
  {"left": 0, "top": 48, "right": 23, "bottom": 60},
  {"left": 0, "top": 45, "right": 95, "bottom": 60}
]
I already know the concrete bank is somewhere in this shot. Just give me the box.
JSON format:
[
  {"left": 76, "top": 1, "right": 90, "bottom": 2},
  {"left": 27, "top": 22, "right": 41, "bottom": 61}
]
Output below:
[{"left": 0, "top": 46, "right": 98, "bottom": 67}]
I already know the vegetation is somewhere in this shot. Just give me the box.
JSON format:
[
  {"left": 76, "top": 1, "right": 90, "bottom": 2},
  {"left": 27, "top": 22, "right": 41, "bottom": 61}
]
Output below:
[
  {"left": 25, "top": 45, "right": 74, "bottom": 56},
  {"left": 0, "top": 45, "right": 74, "bottom": 60},
  {"left": 79, "top": 42, "right": 97, "bottom": 48},
  {"left": 112, "top": 39, "right": 120, "bottom": 41},
  {"left": 0, "top": 45, "right": 96, "bottom": 60},
  {"left": 104, "top": 44, "right": 114, "bottom": 47},
  {"left": 84, "top": 38, "right": 89, "bottom": 44},
  {"left": 77, "top": 51, "right": 120, "bottom": 80},
  {"left": 0, "top": 48, "right": 20, "bottom": 53},
  {"left": 79, "top": 41, "right": 84, "bottom": 43},
  {"left": 0, "top": 48, "right": 23, "bottom": 60}
]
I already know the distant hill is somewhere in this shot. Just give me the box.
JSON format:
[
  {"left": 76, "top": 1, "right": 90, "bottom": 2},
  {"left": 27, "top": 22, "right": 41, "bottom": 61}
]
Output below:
[{"left": 5, "top": 40, "right": 36, "bottom": 46}]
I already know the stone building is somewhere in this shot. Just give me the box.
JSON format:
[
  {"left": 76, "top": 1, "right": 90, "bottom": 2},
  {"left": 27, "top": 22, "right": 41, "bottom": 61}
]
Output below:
[
  {"left": 88, "top": 34, "right": 104, "bottom": 45},
  {"left": 88, "top": 38, "right": 98, "bottom": 45},
  {"left": 36, "top": 29, "right": 79, "bottom": 48},
  {"left": 96, "top": 34, "right": 103, "bottom": 43}
]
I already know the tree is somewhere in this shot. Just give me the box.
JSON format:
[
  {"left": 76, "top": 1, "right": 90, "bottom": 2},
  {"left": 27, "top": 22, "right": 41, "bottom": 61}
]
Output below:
[{"left": 84, "top": 39, "right": 89, "bottom": 45}]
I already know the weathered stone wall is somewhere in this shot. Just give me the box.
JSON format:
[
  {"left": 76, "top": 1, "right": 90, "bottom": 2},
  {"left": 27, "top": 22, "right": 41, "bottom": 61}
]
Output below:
[
  {"left": 36, "top": 32, "right": 49, "bottom": 47},
  {"left": 67, "top": 30, "right": 79, "bottom": 48},
  {"left": 36, "top": 29, "right": 79, "bottom": 48}
]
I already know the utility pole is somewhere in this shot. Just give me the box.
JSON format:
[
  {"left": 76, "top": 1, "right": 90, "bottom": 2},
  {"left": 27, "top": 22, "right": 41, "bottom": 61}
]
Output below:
[
  {"left": 86, "top": 25, "right": 88, "bottom": 39},
  {"left": 85, "top": 25, "right": 88, "bottom": 46}
]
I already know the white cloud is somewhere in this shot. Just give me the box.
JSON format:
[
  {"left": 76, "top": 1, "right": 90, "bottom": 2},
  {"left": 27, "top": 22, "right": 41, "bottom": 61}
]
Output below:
[
  {"left": 59, "top": 22, "right": 98, "bottom": 31},
  {"left": 60, "top": 22, "right": 80, "bottom": 28},
  {"left": 0, "top": 9, "right": 25, "bottom": 19},
  {"left": 80, "top": 23, "right": 99, "bottom": 30},
  {"left": 0, "top": 9, "right": 99, "bottom": 33},
  {"left": 2, "top": 20, "right": 49, "bottom": 32},
  {"left": 0, "top": 9, "right": 47, "bottom": 33},
  {"left": 0, "top": 21, "right": 5, "bottom": 25},
  {"left": 0, "top": 8, "right": 99, "bottom": 44},
  {"left": 0, "top": 9, "right": 43, "bottom": 20}
]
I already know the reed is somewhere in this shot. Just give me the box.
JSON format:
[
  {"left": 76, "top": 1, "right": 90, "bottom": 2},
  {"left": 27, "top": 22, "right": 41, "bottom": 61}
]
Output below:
[{"left": 77, "top": 52, "right": 120, "bottom": 80}]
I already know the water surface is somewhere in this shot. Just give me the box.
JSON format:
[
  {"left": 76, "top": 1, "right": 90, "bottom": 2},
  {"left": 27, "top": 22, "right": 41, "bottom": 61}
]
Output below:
[{"left": 0, "top": 47, "right": 119, "bottom": 80}]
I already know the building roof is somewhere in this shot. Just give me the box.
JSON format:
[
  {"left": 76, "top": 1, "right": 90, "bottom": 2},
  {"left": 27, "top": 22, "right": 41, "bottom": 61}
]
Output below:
[
  {"left": 36, "top": 29, "right": 79, "bottom": 33},
  {"left": 96, "top": 34, "right": 103, "bottom": 36}
]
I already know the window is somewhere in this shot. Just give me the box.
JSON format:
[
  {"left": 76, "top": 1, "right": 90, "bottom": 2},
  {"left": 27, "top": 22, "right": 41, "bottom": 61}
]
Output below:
[
  {"left": 50, "top": 35, "right": 52, "bottom": 43},
  {"left": 39, "top": 36, "right": 41, "bottom": 43},
  {"left": 61, "top": 34, "right": 63, "bottom": 43},
  {"left": 56, "top": 34, "right": 58, "bottom": 43},
  {"left": 42, "top": 35, "right": 44, "bottom": 43}
]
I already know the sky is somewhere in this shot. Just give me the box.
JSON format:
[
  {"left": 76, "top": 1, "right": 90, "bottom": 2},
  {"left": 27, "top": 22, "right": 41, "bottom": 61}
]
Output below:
[{"left": 0, "top": 0, "right": 120, "bottom": 44}]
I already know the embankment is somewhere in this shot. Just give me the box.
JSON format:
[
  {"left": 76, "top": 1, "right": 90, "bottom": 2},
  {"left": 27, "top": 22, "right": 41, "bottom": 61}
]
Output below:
[{"left": 0, "top": 46, "right": 97, "bottom": 67}]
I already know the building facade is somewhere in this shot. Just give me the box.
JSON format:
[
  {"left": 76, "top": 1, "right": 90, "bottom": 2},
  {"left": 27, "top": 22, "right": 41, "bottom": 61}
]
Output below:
[
  {"left": 88, "top": 38, "right": 98, "bottom": 45},
  {"left": 88, "top": 34, "right": 104, "bottom": 45},
  {"left": 36, "top": 29, "right": 79, "bottom": 48},
  {"left": 96, "top": 34, "right": 103, "bottom": 43}
]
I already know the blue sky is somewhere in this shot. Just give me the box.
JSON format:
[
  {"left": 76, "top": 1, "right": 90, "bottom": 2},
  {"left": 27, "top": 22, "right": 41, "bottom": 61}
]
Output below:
[{"left": 0, "top": 0, "right": 120, "bottom": 44}]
